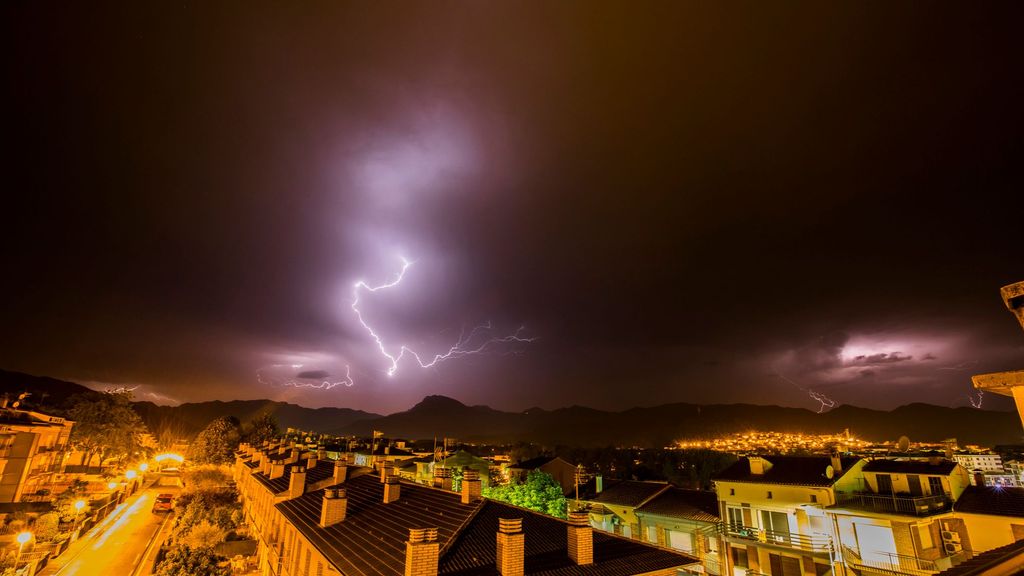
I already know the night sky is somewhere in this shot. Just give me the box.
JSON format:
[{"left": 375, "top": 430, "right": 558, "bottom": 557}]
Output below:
[{"left": 4, "top": 3, "right": 1022, "bottom": 414}]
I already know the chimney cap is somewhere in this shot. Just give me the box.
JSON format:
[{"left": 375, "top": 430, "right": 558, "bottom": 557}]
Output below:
[
  {"left": 499, "top": 518, "right": 523, "bottom": 534},
  {"left": 567, "top": 511, "right": 589, "bottom": 526},
  {"left": 409, "top": 528, "right": 438, "bottom": 543}
]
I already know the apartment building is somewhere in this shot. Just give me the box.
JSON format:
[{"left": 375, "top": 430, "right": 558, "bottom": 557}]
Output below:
[
  {"left": 234, "top": 443, "right": 698, "bottom": 576},
  {"left": 951, "top": 453, "right": 1003, "bottom": 473},
  {"left": 580, "top": 480, "right": 671, "bottom": 539},
  {"left": 0, "top": 408, "right": 74, "bottom": 502},
  {"left": 714, "top": 455, "right": 865, "bottom": 576},
  {"left": 634, "top": 487, "right": 723, "bottom": 574}
]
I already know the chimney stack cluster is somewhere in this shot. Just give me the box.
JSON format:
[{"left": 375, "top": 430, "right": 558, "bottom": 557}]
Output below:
[
  {"left": 434, "top": 467, "right": 452, "bottom": 491},
  {"left": 289, "top": 466, "right": 306, "bottom": 499}
]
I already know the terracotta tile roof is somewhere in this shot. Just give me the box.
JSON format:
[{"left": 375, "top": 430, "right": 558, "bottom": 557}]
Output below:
[
  {"left": 253, "top": 459, "right": 336, "bottom": 494},
  {"left": 587, "top": 480, "right": 670, "bottom": 508},
  {"left": 862, "top": 459, "right": 958, "bottom": 475},
  {"left": 276, "top": 473, "right": 478, "bottom": 576},
  {"left": 635, "top": 488, "right": 719, "bottom": 522},
  {"left": 439, "top": 500, "right": 694, "bottom": 576},
  {"left": 714, "top": 456, "right": 860, "bottom": 487},
  {"left": 953, "top": 485, "right": 1024, "bottom": 517}
]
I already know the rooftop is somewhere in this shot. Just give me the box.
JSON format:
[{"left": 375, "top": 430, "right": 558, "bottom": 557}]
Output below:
[
  {"left": 862, "top": 459, "right": 958, "bottom": 475},
  {"left": 252, "top": 459, "right": 336, "bottom": 494},
  {"left": 953, "top": 485, "right": 1024, "bottom": 518},
  {"left": 714, "top": 456, "right": 861, "bottom": 487},
  {"left": 635, "top": 488, "right": 719, "bottom": 522},
  {"left": 587, "top": 480, "right": 669, "bottom": 508}
]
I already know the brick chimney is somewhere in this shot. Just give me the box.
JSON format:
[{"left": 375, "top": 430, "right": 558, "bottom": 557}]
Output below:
[
  {"left": 262, "top": 456, "right": 273, "bottom": 476},
  {"left": 404, "top": 528, "right": 439, "bottom": 576},
  {"left": 270, "top": 461, "right": 286, "bottom": 479},
  {"left": 974, "top": 471, "right": 986, "bottom": 486},
  {"left": 434, "top": 467, "right": 452, "bottom": 491},
  {"left": 749, "top": 457, "right": 771, "bottom": 475},
  {"left": 278, "top": 445, "right": 287, "bottom": 455},
  {"left": 333, "top": 459, "right": 348, "bottom": 485},
  {"left": 830, "top": 453, "right": 843, "bottom": 473},
  {"left": 288, "top": 449, "right": 301, "bottom": 465},
  {"left": 317, "top": 448, "right": 326, "bottom": 460},
  {"left": 252, "top": 450, "right": 264, "bottom": 466},
  {"left": 320, "top": 488, "right": 348, "bottom": 527},
  {"left": 496, "top": 518, "right": 524, "bottom": 576},
  {"left": 288, "top": 466, "right": 306, "bottom": 499},
  {"left": 462, "top": 470, "right": 482, "bottom": 504},
  {"left": 566, "top": 511, "right": 593, "bottom": 565},
  {"left": 381, "top": 461, "right": 395, "bottom": 483},
  {"left": 306, "top": 453, "right": 318, "bottom": 470},
  {"left": 384, "top": 475, "right": 402, "bottom": 504}
]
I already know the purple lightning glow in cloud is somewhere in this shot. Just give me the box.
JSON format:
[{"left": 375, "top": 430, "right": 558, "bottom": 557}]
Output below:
[
  {"left": 351, "top": 256, "right": 534, "bottom": 377},
  {"left": 257, "top": 364, "right": 354, "bottom": 390}
]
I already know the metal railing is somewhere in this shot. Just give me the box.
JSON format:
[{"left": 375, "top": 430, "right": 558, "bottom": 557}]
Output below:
[
  {"left": 834, "top": 492, "right": 951, "bottom": 516},
  {"left": 723, "top": 523, "right": 831, "bottom": 552},
  {"left": 841, "top": 544, "right": 944, "bottom": 575}
]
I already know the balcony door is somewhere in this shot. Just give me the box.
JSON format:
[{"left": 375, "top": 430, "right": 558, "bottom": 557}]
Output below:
[
  {"left": 761, "top": 510, "right": 791, "bottom": 544},
  {"left": 876, "top": 474, "right": 893, "bottom": 494},
  {"left": 907, "top": 475, "right": 923, "bottom": 496}
]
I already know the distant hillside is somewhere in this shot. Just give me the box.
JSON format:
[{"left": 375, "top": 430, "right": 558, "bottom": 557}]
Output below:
[
  {"left": 133, "top": 400, "right": 381, "bottom": 438},
  {"left": 2, "top": 369, "right": 1021, "bottom": 446},
  {"left": 338, "top": 395, "right": 1023, "bottom": 447}
]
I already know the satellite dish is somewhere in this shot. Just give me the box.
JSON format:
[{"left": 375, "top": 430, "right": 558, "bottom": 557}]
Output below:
[
  {"left": 825, "top": 465, "right": 835, "bottom": 479},
  {"left": 898, "top": 436, "right": 911, "bottom": 452}
]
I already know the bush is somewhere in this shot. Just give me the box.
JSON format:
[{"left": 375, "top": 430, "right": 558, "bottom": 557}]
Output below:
[{"left": 154, "top": 546, "right": 230, "bottom": 576}]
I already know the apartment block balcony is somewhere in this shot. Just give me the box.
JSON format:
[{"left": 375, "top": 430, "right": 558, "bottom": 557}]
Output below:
[
  {"left": 841, "top": 544, "right": 958, "bottom": 576},
  {"left": 833, "top": 492, "right": 952, "bottom": 517},
  {"left": 723, "top": 523, "right": 831, "bottom": 554}
]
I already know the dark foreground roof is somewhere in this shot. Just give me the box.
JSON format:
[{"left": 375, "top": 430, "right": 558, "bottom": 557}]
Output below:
[
  {"left": 936, "top": 538, "right": 1024, "bottom": 576},
  {"left": 588, "top": 480, "right": 669, "bottom": 508},
  {"left": 440, "top": 500, "right": 693, "bottom": 576},
  {"left": 635, "top": 488, "right": 719, "bottom": 522},
  {"left": 863, "top": 459, "right": 958, "bottom": 475},
  {"left": 714, "top": 456, "right": 860, "bottom": 487},
  {"left": 275, "top": 474, "right": 693, "bottom": 576},
  {"left": 954, "top": 485, "right": 1024, "bottom": 517},
  {"left": 277, "top": 473, "right": 476, "bottom": 576}
]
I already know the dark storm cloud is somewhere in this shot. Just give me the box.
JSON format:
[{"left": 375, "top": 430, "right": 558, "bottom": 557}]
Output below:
[{"left": 2, "top": 2, "right": 1022, "bottom": 414}]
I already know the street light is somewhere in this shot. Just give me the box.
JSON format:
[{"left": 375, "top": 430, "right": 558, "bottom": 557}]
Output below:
[
  {"left": 75, "top": 499, "right": 86, "bottom": 511},
  {"left": 139, "top": 462, "right": 149, "bottom": 471},
  {"left": 107, "top": 482, "right": 117, "bottom": 490},
  {"left": 125, "top": 470, "right": 137, "bottom": 480},
  {"left": 15, "top": 531, "right": 32, "bottom": 565}
]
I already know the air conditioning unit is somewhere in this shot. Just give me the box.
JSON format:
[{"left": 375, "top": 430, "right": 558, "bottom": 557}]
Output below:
[
  {"left": 941, "top": 531, "right": 961, "bottom": 543},
  {"left": 944, "top": 542, "right": 963, "bottom": 554}
]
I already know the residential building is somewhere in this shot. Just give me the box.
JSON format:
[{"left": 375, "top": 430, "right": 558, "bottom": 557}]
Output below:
[
  {"left": 951, "top": 454, "right": 1003, "bottom": 474},
  {"left": 233, "top": 443, "right": 699, "bottom": 576},
  {"left": 580, "top": 480, "right": 670, "bottom": 539},
  {"left": 508, "top": 456, "right": 579, "bottom": 496},
  {"left": 951, "top": 486, "right": 1024, "bottom": 554},
  {"left": 828, "top": 458, "right": 972, "bottom": 575},
  {"left": 713, "top": 455, "right": 865, "bottom": 576},
  {"left": 0, "top": 408, "right": 74, "bottom": 502},
  {"left": 634, "top": 487, "right": 723, "bottom": 574}
]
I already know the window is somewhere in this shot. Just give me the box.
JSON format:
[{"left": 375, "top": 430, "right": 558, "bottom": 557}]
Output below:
[
  {"left": 929, "top": 476, "right": 945, "bottom": 496},
  {"left": 728, "top": 507, "right": 745, "bottom": 529},
  {"left": 877, "top": 474, "right": 893, "bottom": 494},
  {"left": 731, "top": 547, "right": 748, "bottom": 568},
  {"left": 916, "top": 525, "right": 934, "bottom": 549},
  {"left": 647, "top": 526, "right": 658, "bottom": 543},
  {"left": 810, "top": 494, "right": 817, "bottom": 503},
  {"left": 730, "top": 488, "right": 735, "bottom": 496},
  {"left": 767, "top": 491, "right": 773, "bottom": 499},
  {"left": 769, "top": 554, "right": 802, "bottom": 576}
]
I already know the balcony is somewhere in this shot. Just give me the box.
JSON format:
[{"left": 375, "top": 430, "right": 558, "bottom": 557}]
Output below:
[
  {"left": 723, "top": 523, "right": 831, "bottom": 553},
  {"left": 841, "top": 544, "right": 956, "bottom": 575},
  {"left": 833, "top": 492, "right": 951, "bottom": 517}
]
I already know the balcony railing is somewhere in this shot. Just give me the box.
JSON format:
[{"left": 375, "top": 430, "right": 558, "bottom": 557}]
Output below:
[
  {"left": 724, "top": 523, "right": 831, "bottom": 553},
  {"left": 841, "top": 544, "right": 945, "bottom": 575},
  {"left": 834, "top": 492, "right": 951, "bottom": 516}
]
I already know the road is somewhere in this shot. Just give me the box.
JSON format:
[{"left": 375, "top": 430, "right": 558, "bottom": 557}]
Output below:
[{"left": 42, "top": 485, "right": 177, "bottom": 576}]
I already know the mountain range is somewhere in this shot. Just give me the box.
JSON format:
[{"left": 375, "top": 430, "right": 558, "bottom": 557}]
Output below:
[{"left": 2, "top": 369, "right": 1021, "bottom": 447}]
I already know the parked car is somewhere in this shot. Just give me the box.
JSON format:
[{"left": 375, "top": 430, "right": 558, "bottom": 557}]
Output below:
[{"left": 152, "top": 493, "right": 174, "bottom": 513}]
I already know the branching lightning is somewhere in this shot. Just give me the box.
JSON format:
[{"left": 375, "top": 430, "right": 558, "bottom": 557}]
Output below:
[
  {"left": 104, "top": 386, "right": 140, "bottom": 394},
  {"left": 257, "top": 364, "right": 354, "bottom": 390},
  {"left": 774, "top": 370, "right": 838, "bottom": 413},
  {"left": 967, "top": 389, "right": 984, "bottom": 409},
  {"left": 351, "top": 256, "right": 535, "bottom": 377}
]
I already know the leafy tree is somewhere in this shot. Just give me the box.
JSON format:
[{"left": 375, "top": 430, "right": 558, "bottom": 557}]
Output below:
[
  {"left": 155, "top": 546, "right": 230, "bottom": 576},
  {"left": 54, "top": 480, "right": 89, "bottom": 522},
  {"left": 179, "top": 520, "right": 225, "bottom": 549},
  {"left": 33, "top": 513, "right": 60, "bottom": 541},
  {"left": 243, "top": 413, "right": 279, "bottom": 445},
  {"left": 68, "top": 392, "right": 149, "bottom": 467},
  {"left": 188, "top": 417, "right": 241, "bottom": 465},
  {"left": 183, "top": 466, "right": 232, "bottom": 490},
  {"left": 484, "top": 471, "right": 567, "bottom": 518}
]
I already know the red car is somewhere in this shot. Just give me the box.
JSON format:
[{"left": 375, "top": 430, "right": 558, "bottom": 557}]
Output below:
[{"left": 152, "top": 493, "right": 174, "bottom": 513}]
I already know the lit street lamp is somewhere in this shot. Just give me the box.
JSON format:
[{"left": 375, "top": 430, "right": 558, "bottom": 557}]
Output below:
[
  {"left": 15, "top": 531, "right": 32, "bottom": 565},
  {"left": 75, "top": 499, "right": 86, "bottom": 512},
  {"left": 125, "top": 469, "right": 137, "bottom": 480},
  {"left": 139, "top": 462, "right": 149, "bottom": 471}
]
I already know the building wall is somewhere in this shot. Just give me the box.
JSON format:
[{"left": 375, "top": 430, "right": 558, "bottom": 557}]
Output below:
[{"left": 956, "top": 512, "right": 1024, "bottom": 553}]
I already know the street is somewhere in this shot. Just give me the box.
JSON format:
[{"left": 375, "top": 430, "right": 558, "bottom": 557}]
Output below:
[{"left": 41, "top": 485, "right": 177, "bottom": 576}]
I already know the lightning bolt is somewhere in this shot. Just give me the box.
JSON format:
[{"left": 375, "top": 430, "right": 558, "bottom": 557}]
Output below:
[
  {"left": 773, "top": 370, "right": 838, "bottom": 413},
  {"left": 967, "top": 389, "right": 984, "bottom": 409},
  {"left": 257, "top": 364, "right": 354, "bottom": 390},
  {"left": 104, "top": 386, "right": 140, "bottom": 394},
  {"left": 351, "top": 256, "right": 535, "bottom": 377}
]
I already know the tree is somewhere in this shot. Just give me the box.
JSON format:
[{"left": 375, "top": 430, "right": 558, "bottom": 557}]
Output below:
[
  {"left": 483, "top": 471, "right": 567, "bottom": 518},
  {"left": 33, "top": 513, "right": 60, "bottom": 542},
  {"left": 188, "top": 417, "right": 241, "bottom": 465},
  {"left": 243, "top": 413, "right": 279, "bottom": 445},
  {"left": 155, "top": 546, "right": 230, "bottom": 576},
  {"left": 179, "top": 520, "right": 226, "bottom": 549},
  {"left": 68, "top": 392, "right": 149, "bottom": 467}
]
